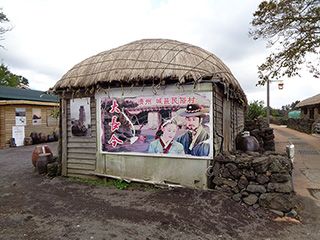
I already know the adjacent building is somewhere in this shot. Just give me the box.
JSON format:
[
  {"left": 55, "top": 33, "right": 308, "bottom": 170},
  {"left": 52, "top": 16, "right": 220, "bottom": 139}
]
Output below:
[
  {"left": 289, "top": 93, "right": 320, "bottom": 134},
  {"left": 0, "top": 86, "right": 59, "bottom": 148}
]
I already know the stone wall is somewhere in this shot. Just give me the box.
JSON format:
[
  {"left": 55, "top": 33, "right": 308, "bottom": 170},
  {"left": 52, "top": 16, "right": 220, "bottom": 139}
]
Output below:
[
  {"left": 244, "top": 118, "right": 275, "bottom": 151},
  {"left": 210, "top": 151, "right": 296, "bottom": 215},
  {"left": 287, "top": 118, "right": 313, "bottom": 134}
]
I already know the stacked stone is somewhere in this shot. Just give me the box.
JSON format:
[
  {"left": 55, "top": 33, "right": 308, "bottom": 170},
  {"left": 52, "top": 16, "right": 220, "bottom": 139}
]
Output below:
[
  {"left": 287, "top": 118, "right": 314, "bottom": 134},
  {"left": 29, "top": 132, "right": 59, "bottom": 145},
  {"left": 251, "top": 127, "right": 275, "bottom": 151},
  {"left": 245, "top": 118, "right": 275, "bottom": 151},
  {"left": 211, "top": 151, "right": 296, "bottom": 215}
]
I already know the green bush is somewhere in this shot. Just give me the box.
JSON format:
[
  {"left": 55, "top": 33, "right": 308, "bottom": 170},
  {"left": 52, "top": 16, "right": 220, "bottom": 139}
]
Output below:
[{"left": 246, "top": 100, "right": 266, "bottom": 120}]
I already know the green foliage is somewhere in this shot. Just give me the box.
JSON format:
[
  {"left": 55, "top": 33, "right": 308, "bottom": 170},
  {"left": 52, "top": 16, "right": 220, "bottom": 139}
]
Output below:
[
  {"left": 50, "top": 107, "right": 60, "bottom": 119},
  {"left": 68, "top": 177, "right": 158, "bottom": 191},
  {"left": 113, "top": 180, "right": 129, "bottom": 190},
  {"left": 0, "top": 64, "right": 29, "bottom": 87},
  {"left": 68, "top": 177, "right": 129, "bottom": 190},
  {"left": 281, "top": 100, "right": 301, "bottom": 112},
  {"left": 246, "top": 100, "right": 266, "bottom": 120},
  {"left": 270, "top": 108, "right": 281, "bottom": 117},
  {"left": 0, "top": 8, "right": 10, "bottom": 47},
  {"left": 250, "top": 0, "right": 320, "bottom": 84}
]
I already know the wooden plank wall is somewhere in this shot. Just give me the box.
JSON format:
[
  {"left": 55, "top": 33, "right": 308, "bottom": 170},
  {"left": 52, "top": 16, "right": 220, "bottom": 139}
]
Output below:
[
  {"left": 0, "top": 106, "right": 5, "bottom": 148},
  {"left": 213, "top": 87, "right": 224, "bottom": 155},
  {"left": 236, "top": 104, "right": 244, "bottom": 135},
  {"left": 213, "top": 87, "right": 245, "bottom": 153},
  {"left": 230, "top": 101, "right": 245, "bottom": 151},
  {"left": 65, "top": 97, "right": 97, "bottom": 178},
  {"left": 230, "top": 101, "right": 236, "bottom": 151}
]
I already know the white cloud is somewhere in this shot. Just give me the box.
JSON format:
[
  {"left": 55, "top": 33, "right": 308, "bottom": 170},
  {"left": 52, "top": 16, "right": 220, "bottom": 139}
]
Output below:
[{"left": 1, "top": 0, "right": 319, "bottom": 108}]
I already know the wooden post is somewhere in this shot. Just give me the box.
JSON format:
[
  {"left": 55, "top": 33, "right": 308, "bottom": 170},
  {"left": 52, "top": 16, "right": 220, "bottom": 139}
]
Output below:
[
  {"left": 267, "top": 79, "right": 270, "bottom": 126},
  {"left": 61, "top": 99, "right": 68, "bottom": 176}
]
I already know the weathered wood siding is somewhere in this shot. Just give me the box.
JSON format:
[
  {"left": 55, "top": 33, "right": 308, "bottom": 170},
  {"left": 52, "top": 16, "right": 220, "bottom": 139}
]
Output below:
[
  {"left": 230, "top": 101, "right": 236, "bottom": 150},
  {"left": 212, "top": 86, "right": 245, "bottom": 154},
  {"left": 63, "top": 97, "right": 97, "bottom": 178},
  {"left": 230, "top": 101, "right": 245, "bottom": 150},
  {"left": 213, "top": 87, "right": 224, "bottom": 155},
  {"left": 236, "top": 103, "right": 245, "bottom": 135},
  {"left": 0, "top": 104, "right": 59, "bottom": 149},
  {"left": 0, "top": 106, "right": 5, "bottom": 148}
]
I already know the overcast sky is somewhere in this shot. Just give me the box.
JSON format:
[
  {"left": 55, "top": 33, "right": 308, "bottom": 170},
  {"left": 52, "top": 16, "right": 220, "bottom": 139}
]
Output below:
[{"left": 1, "top": 0, "right": 319, "bottom": 108}]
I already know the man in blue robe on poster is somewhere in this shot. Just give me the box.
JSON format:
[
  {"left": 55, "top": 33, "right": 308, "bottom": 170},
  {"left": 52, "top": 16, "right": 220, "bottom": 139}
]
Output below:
[{"left": 176, "top": 104, "right": 210, "bottom": 157}]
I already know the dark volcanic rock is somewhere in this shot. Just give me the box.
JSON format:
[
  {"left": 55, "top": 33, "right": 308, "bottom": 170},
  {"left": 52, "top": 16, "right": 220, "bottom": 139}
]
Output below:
[
  {"left": 238, "top": 175, "right": 249, "bottom": 190},
  {"left": 243, "top": 194, "right": 258, "bottom": 205},
  {"left": 259, "top": 193, "right": 295, "bottom": 212},
  {"left": 256, "top": 174, "right": 270, "bottom": 185},
  {"left": 267, "top": 182, "right": 293, "bottom": 193},
  {"left": 242, "top": 169, "right": 256, "bottom": 181},
  {"left": 270, "top": 173, "right": 291, "bottom": 183},
  {"left": 252, "top": 156, "right": 271, "bottom": 173},
  {"left": 247, "top": 184, "right": 267, "bottom": 194}
]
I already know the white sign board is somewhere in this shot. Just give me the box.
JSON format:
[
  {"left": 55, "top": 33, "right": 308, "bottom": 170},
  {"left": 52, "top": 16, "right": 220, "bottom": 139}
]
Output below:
[
  {"left": 15, "top": 108, "right": 26, "bottom": 126},
  {"left": 12, "top": 126, "right": 25, "bottom": 146}
]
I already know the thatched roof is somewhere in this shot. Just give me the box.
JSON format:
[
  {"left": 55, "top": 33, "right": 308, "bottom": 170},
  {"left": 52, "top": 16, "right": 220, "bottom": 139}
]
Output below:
[
  {"left": 296, "top": 93, "right": 320, "bottom": 108},
  {"left": 53, "top": 39, "right": 246, "bottom": 102}
]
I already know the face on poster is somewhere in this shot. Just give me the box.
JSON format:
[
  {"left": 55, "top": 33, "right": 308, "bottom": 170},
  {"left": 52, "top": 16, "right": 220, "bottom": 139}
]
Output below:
[
  {"left": 100, "top": 92, "right": 213, "bottom": 158},
  {"left": 70, "top": 98, "right": 91, "bottom": 137},
  {"left": 32, "top": 108, "right": 41, "bottom": 125},
  {"left": 15, "top": 108, "right": 26, "bottom": 126}
]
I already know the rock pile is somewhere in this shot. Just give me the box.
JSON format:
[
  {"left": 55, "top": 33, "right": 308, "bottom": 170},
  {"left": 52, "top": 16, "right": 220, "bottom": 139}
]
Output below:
[
  {"left": 245, "top": 118, "right": 275, "bottom": 151},
  {"left": 211, "top": 151, "right": 296, "bottom": 215},
  {"left": 29, "top": 131, "right": 59, "bottom": 145}
]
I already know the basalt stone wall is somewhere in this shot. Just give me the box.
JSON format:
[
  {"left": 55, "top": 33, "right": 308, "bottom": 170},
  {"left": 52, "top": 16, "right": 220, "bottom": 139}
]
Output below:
[
  {"left": 244, "top": 118, "right": 275, "bottom": 151},
  {"left": 287, "top": 118, "right": 313, "bottom": 134},
  {"left": 211, "top": 151, "right": 296, "bottom": 215}
]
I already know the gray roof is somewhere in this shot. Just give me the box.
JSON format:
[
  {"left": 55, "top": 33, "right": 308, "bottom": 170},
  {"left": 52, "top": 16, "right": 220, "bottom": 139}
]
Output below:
[
  {"left": 296, "top": 93, "right": 320, "bottom": 108},
  {"left": 0, "top": 86, "right": 58, "bottom": 102}
]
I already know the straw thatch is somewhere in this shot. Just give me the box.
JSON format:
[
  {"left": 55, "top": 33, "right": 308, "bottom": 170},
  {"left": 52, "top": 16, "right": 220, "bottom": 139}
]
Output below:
[
  {"left": 53, "top": 39, "right": 246, "bottom": 101},
  {"left": 296, "top": 93, "right": 320, "bottom": 108}
]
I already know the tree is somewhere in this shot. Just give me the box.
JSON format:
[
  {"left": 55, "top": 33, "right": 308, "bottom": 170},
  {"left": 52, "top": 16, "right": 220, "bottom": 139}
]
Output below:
[
  {"left": 250, "top": 0, "right": 320, "bottom": 85},
  {"left": 281, "top": 100, "right": 300, "bottom": 111},
  {"left": 0, "top": 8, "right": 10, "bottom": 48},
  {"left": 0, "top": 64, "right": 29, "bottom": 87},
  {"left": 246, "top": 100, "right": 267, "bottom": 120}
]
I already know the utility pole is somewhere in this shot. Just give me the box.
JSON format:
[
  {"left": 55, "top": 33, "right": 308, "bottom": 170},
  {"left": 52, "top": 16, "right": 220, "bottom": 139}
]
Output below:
[
  {"left": 266, "top": 79, "right": 283, "bottom": 126},
  {"left": 267, "top": 79, "right": 270, "bottom": 126}
]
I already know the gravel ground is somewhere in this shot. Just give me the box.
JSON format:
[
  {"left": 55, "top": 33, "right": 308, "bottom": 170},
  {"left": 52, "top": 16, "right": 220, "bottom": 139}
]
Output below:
[{"left": 0, "top": 142, "right": 320, "bottom": 240}]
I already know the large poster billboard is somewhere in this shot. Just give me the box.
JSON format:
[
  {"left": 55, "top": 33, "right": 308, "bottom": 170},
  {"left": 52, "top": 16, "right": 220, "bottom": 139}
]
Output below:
[{"left": 100, "top": 92, "right": 213, "bottom": 158}]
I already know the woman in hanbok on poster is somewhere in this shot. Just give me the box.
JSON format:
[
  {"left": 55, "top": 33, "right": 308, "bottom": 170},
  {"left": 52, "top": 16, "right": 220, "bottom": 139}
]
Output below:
[{"left": 148, "top": 118, "right": 184, "bottom": 155}]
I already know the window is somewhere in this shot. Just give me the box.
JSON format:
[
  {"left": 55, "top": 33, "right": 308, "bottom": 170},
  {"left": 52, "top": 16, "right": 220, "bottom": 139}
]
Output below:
[
  {"left": 304, "top": 108, "right": 308, "bottom": 115},
  {"left": 310, "top": 108, "right": 314, "bottom": 119},
  {"left": 32, "top": 108, "right": 42, "bottom": 125}
]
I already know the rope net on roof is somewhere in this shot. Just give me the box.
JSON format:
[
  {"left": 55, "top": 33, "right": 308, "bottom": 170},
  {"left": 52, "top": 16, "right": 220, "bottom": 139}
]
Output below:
[{"left": 52, "top": 39, "right": 246, "bottom": 103}]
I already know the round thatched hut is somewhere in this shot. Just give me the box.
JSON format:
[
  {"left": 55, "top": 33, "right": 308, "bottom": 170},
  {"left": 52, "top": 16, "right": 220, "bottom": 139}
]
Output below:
[{"left": 52, "top": 39, "right": 247, "bottom": 188}]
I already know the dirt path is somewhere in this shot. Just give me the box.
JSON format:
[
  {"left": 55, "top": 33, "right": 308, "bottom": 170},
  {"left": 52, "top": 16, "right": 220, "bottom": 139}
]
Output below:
[
  {"left": 1, "top": 142, "right": 320, "bottom": 240},
  {"left": 272, "top": 124, "right": 320, "bottom": 203}
]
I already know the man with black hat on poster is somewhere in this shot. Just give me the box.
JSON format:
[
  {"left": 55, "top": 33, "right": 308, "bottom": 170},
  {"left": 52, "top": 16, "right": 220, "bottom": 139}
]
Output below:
[{"left": 176, "top": 104, "right": 210, "bottom": 156}]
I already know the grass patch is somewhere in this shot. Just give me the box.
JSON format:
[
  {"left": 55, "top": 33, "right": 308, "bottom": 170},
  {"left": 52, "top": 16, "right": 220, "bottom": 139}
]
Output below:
[{"left": 68, "top": 176, "right": 158, "bottom": 191}]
